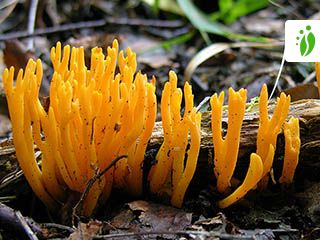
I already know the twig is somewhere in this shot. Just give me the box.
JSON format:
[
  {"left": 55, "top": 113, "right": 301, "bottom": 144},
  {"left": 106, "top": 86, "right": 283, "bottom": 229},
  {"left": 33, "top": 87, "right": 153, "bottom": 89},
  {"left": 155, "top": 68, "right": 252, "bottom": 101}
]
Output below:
[
  {"left": 0, "top": 19, "right": 106, "bottom": 41},
  {"left": 72, "top": 155, "right": 128, "bottom": 224},
  {"left": 92, "top": 230, "right": 254, "bottom": 239},
  {"left": 0, "top": 202, "right": 41, "bottom": 240},
  {"left": 0, "top": 17, "right": 184, "bottom": 41},
  {"left": 268, "top": 0, "right": 304, "bottom": 19},
  {"left": 15, "top": 211, "right": 39, "bottom": 240},
  {"left": 303, "top": 71, "right": 316, "bottom": 84},
  {"left": 41, "top": 223, "right": 75, "bottom": 233},
  {"left": 26, "top": 0, "right": 39, "bottom": 50},
  {"left": 103, "top": 16, "right": 184, "bottom": 28}
]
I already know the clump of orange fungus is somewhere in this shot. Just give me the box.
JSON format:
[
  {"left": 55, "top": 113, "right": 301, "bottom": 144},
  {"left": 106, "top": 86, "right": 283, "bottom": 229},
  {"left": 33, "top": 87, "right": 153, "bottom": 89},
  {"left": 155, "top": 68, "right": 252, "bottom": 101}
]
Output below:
[
  {"left": 256, "top": 84, "right": 290, "bottom": 189},
  {"left": 3, "top": 40, "right": 157, "bottom": 215},
  {"left": 148, "top": 71, "right": 201, "bottom": 208},
  {"left": 210, "top": 88, "right": 247, "bottom": 193}
]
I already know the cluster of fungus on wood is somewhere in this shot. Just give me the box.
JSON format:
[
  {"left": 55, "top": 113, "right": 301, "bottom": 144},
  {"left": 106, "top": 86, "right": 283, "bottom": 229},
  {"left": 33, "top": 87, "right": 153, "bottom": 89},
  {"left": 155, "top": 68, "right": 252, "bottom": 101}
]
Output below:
[
  {"left": 3, "top": 40, "right": 157, "bottom": 215},
  {"left": 148, "top": 71, "right": 201, "bottom": 208},
  {"left": 256, "top": 84, "right": 291, "bottom": 189},
  {"left": 2, "top": 39, "right": 303, "bottom": 214},
  {"left": 211, "top": 84, "right": 300, "bottom": 208}
]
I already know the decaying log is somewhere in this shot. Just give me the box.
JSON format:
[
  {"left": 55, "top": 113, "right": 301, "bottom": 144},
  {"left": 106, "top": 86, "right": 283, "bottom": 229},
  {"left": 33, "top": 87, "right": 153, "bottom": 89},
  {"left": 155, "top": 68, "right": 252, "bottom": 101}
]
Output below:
[
  {"left": 148, "top": 99, "right": 320, "bottom": 185},
  {"left": 1, "top": 99, "right": 319, "bottom": 192}
]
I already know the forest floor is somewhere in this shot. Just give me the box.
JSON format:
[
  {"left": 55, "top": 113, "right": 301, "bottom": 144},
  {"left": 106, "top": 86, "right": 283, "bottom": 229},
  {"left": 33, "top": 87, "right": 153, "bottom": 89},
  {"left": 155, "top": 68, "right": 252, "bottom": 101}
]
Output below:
[{"left": 0, "top": 0, "right": 320, "bottom": 239}]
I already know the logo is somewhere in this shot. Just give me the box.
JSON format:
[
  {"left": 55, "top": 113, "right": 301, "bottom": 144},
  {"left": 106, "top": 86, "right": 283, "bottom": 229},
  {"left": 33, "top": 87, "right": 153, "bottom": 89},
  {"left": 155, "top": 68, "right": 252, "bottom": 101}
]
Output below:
[{"left": 285, "top": 20, "right": 320, "bottom": 62}]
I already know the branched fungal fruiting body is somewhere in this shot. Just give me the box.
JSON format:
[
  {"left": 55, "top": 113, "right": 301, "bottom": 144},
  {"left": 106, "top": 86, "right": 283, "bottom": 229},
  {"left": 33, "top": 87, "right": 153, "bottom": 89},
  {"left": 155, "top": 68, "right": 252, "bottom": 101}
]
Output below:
[
  {"left": 256, "top": 84, "right": 290, "bottom": 189},
  {"left": 171, "top": 107, "right": 201, "bottom": 208},
  {"left": 218, "top": 153, "right": 263, "bottom": 208},
  {"left": 279, "top": 117, "right": 300, "bottom": 184},
  {"left": 148, "top": 71, "right": 201, "bottom": 207},
  {"left": 212, "top": 84, "right": 298, "bottom": 208},
  {"left": 3, "top": 62, "right": 58, "bottom": 210},
  {"left": 210, "top": 88, "right": 247, "bottom": 193},
  {"left": 3, "top": 40, "right": 302, "bottom": 213},
  {"left": 3, "top": 40, "right": 156, "bottom": 215},
  {"left": 126, "top": 77, "right": 157, "bottom": 196}
]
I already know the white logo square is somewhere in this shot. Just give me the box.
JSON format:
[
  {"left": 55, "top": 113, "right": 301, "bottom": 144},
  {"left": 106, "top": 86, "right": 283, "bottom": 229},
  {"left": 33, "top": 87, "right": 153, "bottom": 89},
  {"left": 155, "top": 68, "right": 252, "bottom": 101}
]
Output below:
[{"left": 285, "top": 20, "right": 320, "bottom": 62}]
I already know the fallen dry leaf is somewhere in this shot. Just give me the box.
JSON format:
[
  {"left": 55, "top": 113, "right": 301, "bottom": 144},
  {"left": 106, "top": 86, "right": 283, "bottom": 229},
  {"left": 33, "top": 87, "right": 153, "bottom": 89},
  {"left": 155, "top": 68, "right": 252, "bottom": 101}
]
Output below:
[
  {"left": 3, "top": 40, "right": 35, "bottom": 75},
  {"left": 284, "top": 83, "right": 319, "bottom": 102},
  {"left": 109, "top": 200, "right": 192, "bottom": 238},
  {"left": 68, "top": 220, "right": 102, "bottom": 240}
]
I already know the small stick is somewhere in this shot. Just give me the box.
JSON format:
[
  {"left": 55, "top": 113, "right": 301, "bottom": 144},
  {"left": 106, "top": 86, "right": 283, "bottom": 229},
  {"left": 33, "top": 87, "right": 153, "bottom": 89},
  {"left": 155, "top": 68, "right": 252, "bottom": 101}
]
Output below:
[
  {"left": 92, "top": 230, "right": 253, "bottom": 239},
  {"left": 15, "top": 211, "right": 39, "bottom": 240},
  {"left": 93, "top": 228, "right": 299, "bottom": 239},
  {"left": 26, "top": 0, "right": 39, "bottom": 50},
  {"left": 0, "top": 202, "right": 40, "bottom": 240},
  {"left": 72, "top": 155, "right": 127, "bottom": 224},
  {"left": 41, "top": 223, "right": 75, "bottom": 233},
  {"left": 0, "top": 17, "right": 184, "bottom": 41}
]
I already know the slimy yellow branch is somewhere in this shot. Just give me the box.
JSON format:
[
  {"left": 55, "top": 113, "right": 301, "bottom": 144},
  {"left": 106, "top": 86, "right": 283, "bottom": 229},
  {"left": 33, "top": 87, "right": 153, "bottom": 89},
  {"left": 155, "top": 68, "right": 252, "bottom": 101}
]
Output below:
[
  {"left": 279, "top": 117, "right": 300, "bottom": 184},
  {"left": 171, "top": 108, "right": 201, "bottom": 208},
  {"left": 210, "top": 88, "right": 247, "bottom": 193},
  {"left": 148, "top": 74, "right": 174, "bottom": 193},
  {"left": 127, "top": 77, "right": 157, "bottom": 196},
  {"left": 148, "top": 71, "right": 201, "bottom": 207},
  {"left": 256, "top": 84, "right": 290, "bottom": 189},
  {"left": 3, "top": 64, "right": 57, "bottom": 210},
  {"left": 218, "top": 153, "right": 263, "bottom": 208}
]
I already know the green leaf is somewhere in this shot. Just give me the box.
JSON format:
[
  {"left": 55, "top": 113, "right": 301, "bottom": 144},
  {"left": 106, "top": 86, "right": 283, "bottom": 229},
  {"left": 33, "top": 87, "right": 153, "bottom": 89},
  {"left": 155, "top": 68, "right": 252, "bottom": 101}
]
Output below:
[
  {"left": 177, "top": 0, "right": 274, "bottom": 42},
  {"left": 177, "top": 0, "right": 229, "bottom": 36},
  {"left": 218, "top": 0, "right": 233, "bottom": 14},
  {"left": 152, "top": 0, "right": 160, "bottom": 15},
  {"left": 221, "top": 0, "right": 269, "bottom": 24}
]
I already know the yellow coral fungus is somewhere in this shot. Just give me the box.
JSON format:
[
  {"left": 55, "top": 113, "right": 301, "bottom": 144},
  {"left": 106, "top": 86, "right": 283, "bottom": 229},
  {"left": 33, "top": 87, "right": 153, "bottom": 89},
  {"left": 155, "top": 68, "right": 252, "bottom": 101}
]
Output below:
[
  {"left": 148, "top": 71, "right": 201, "bottom": 207},
  {"left": 279, "top": 117, "right": 300, "bottom": 184},
  {"left": 210, "top": 88, "right": 247, "bottom": 193},
  {"left": 3, "top": 40, "right": 156, "bottom": 215},
  {"left": 218, "top": 153, "right": 263, "bottom": 208},
  {"left": 148, "top": 71, "right": 177, "bottom": 194},
  {"left": 256, "top": 84, "right": 290, "bottom": 189},
  {"left": 3, "top": 63, "right": 57, "bottom": 210},
  {"left": 171, "top": 108, "right": 201, "bottom": 208},
  {"left": 126, "top": 77, "right": 157, "bottom": 196}
]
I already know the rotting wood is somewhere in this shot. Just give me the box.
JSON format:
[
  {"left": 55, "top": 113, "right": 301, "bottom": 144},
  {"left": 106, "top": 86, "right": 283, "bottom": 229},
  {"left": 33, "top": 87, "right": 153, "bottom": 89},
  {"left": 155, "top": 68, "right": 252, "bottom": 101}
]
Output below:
[
  {"left": 148, "top": 99, "right": 320, "bottom": 185},
  {"left": 150, "top": 99, "right": 320, "bottom": 152},
  {"left": 1, "top": 99, "right": 320, "bottom": 191}
]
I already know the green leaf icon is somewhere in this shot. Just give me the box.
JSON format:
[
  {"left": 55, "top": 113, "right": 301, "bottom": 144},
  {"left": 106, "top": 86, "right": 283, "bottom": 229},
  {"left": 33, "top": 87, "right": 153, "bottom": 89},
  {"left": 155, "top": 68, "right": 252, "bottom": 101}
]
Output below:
[
  {"left": 305, "top": 32, "right": 315, "bottom": 56},
  {"left": 300, "top": 32, "right": 315, "bottom": 57},
  {"left": 300, "top": 35, "right": 307, "bottom": 56}
]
